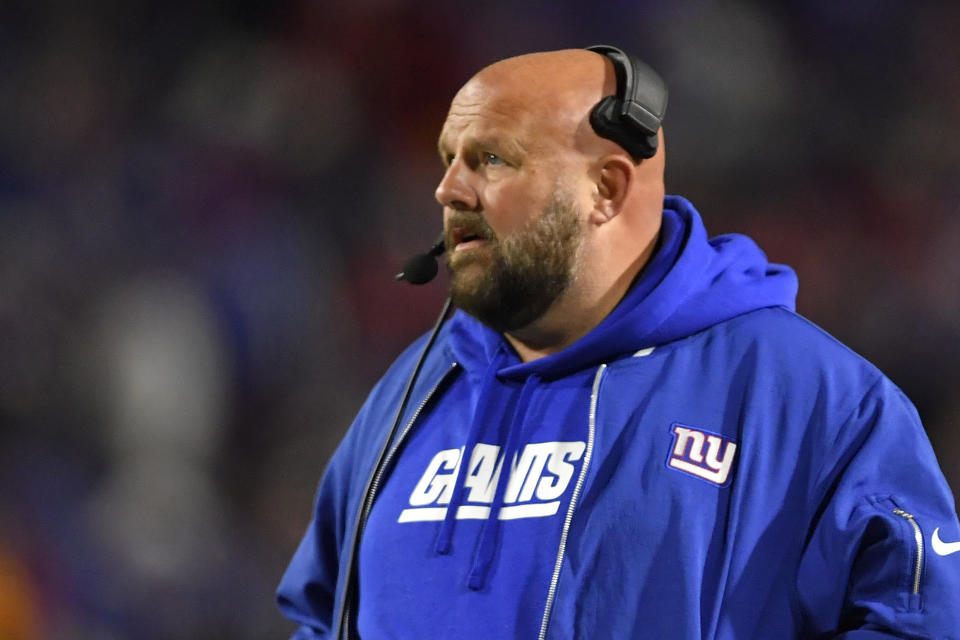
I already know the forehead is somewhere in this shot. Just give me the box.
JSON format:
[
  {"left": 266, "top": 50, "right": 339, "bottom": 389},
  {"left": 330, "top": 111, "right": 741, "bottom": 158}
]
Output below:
[{"left": 437, "top": 78, "right": 561, "bottom": 153}]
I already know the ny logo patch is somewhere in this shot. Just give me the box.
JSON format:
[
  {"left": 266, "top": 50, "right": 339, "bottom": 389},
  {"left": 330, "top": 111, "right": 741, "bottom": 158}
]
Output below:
[{"left": 666, "top": 424, "right": 737, "bottom": 487}]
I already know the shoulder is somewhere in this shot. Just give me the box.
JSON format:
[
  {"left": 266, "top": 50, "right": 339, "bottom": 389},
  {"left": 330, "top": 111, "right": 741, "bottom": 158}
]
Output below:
[
  {"left": 700, "top": 306, "right": 885, "bottom": 390},
  {"left": 614, "top": 306, "right": 898, "bottom": 437},
  {"left": 716, "top": 306, "right": 875, "bottom": 361},
  {"left": 693, "top": 308, "right": 920, "bottom": 458}
]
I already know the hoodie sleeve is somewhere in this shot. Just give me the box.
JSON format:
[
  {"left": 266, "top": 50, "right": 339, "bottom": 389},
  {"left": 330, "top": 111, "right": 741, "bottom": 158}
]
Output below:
[{"left": 797, "top": 376, "right": 960, "bottom": 638}]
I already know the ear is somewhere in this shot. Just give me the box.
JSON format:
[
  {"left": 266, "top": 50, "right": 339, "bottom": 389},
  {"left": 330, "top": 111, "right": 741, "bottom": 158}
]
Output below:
[{"left": 590, "top": 155, "right": 633, "bottom": 226}]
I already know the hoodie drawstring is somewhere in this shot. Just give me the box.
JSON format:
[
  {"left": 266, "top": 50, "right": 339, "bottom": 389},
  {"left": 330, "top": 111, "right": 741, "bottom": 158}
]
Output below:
[
  {"left": 467, "top": 373, "right": 540, "bottom": 590},
  {"left": 434, "top": 352, "right": 506, "bottom": 555}
]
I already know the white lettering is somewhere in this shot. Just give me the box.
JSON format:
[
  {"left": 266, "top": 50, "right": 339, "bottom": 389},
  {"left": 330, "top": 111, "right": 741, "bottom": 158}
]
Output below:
[
  {"left": 672, "top": 426, "right": 705, "bottom": 463},
  {"left": 703, "top": 435, "right": 736, "bottom": 479},
  {"left": 668, "top": 426, "right": 737, "bottom": 486},
  {"left": 463, "top": 444, "right": 503, "bottom": 504},
  {"left": 536, "top": 442, "right": 586, "bottom": 501},
  {"left": 399, "top": 441, "right": 587, "bottom": 523},
  {"left": 407, "top": 448, "right": 461, "bottom": 506}
]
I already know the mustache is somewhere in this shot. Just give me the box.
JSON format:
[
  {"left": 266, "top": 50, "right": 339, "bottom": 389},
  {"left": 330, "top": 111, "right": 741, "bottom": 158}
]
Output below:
[{"left": 444, "top": 211, "right": 497, "bottom": 250}]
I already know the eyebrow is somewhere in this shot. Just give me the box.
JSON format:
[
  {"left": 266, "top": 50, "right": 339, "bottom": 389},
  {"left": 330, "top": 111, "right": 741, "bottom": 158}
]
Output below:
[
  {"left": 437, "top": 138, "right": 452, "bottom": 164},
  {"left": 437, "top": 134, "right": 527, "bottom": 166}
]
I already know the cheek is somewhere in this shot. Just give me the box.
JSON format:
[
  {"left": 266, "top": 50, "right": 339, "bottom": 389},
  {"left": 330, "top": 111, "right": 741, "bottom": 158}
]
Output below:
[{"left": 482, "top": 181, "right": 548, "bottom": 237}]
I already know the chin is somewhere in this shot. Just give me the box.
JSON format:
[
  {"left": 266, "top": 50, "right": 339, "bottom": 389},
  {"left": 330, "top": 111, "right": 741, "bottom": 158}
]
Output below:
[{"left": 448, "top": 253, "right": 492, "bottom": 282}]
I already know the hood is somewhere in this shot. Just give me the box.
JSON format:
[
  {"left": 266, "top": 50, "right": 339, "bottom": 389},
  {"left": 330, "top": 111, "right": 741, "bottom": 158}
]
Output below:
[{"left": 447, "top": 194, "right": 798, "bottom": 379}]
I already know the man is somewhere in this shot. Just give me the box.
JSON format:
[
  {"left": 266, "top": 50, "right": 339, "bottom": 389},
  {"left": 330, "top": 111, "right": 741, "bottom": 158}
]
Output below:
[{"left": 278, "top": 47, "right": 960, "bottom": 638}]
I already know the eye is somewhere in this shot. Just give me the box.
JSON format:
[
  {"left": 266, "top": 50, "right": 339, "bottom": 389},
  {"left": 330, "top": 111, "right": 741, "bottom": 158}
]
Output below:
[{"left": 484, "top": 152, "right": 505, "bottom": 166}]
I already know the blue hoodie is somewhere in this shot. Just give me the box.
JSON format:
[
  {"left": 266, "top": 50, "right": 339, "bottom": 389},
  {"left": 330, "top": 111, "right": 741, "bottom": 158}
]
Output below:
[{"left": 278, "top": 196, "right": 960, "bottom": 639}]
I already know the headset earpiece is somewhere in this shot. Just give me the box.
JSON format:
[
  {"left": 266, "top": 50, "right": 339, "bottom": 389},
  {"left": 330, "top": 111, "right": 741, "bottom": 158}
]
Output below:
[{"left": 586, "top": 44, "right": 668, "bottom": 161}]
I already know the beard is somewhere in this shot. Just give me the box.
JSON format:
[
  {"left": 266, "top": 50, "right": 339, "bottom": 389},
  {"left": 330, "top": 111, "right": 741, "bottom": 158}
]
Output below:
[{"left": 445, "top": 190, "right": 584, "bottom": 333}]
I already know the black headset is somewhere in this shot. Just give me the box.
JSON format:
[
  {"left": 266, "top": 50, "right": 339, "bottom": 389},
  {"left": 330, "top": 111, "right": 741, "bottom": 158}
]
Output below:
[{"left": 585, "top": 44, "right": 668, "bottom": 161}]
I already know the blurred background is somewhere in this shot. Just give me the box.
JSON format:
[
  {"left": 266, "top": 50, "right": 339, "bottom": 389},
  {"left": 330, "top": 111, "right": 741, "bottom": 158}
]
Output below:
[{"left": 0, "top": 0, "right": 957, "bottom": 637}]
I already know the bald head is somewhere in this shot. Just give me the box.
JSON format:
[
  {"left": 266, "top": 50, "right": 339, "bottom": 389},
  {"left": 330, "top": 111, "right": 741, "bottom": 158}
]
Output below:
[
  {"left": 465, "top": 50, "right": 610, "bottom": 146},
  {"left": 459, "top": 50, "right": 660, "bottom": 162}
]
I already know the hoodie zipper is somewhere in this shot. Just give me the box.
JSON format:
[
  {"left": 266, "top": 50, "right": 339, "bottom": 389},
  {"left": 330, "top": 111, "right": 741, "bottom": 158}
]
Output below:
[
  {"left": 339, "top": 362, "right": 459, "bottom": 640},
  {"left": 538, "top": 364, "right": 606, "bottom": 640},
  {"left": 892, "top": 508, "right": 923, "bottom": 596}
]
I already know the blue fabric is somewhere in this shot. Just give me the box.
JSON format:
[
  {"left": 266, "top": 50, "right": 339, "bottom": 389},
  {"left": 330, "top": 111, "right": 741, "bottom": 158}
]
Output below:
[
  {"left": 277, "top": 196, "right": 960, "bottom": 639},
  {"left": 432, "top": 349, "right": 507, "bottom": 557}
]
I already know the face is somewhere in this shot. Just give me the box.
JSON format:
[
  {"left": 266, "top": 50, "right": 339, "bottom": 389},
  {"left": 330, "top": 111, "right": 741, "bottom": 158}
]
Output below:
[{"left": 435, "top": 78, "right": 588, "bottom": 332}]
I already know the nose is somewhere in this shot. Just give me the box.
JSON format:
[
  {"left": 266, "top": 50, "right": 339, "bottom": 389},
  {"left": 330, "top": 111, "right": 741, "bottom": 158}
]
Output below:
[{"left": 435, "top": 160, "right": 478, "bottom": 211}]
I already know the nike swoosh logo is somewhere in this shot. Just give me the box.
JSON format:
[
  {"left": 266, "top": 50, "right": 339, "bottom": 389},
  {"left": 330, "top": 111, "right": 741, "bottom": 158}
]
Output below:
[{"left": 932, "top": 527, "right": 960, "bottom": 556}]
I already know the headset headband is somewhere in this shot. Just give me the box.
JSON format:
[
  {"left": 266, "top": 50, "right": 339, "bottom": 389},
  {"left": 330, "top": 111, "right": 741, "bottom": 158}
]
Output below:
[{"left": 586, "top": 44, "right": 668, "bottom": 161}]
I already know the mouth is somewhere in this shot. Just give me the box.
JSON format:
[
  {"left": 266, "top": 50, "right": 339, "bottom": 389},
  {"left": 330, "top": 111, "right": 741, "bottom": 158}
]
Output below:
[
  {"left": 449, "top": 225, "right": 492, "bottom": 252},
  {"left": 454, "top": 235, "right": 488, "bottom": 252}
]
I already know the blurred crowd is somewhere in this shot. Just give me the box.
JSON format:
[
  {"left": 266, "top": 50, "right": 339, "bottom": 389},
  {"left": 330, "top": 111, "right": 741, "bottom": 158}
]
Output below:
[{"left": 0, "top": 1, "right": 957, "bottom": 637}]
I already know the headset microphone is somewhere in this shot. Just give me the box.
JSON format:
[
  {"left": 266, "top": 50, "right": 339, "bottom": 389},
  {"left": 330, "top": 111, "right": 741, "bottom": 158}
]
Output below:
[{"left": 395, "top": 234, "right": 445, "bottom": 284}]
